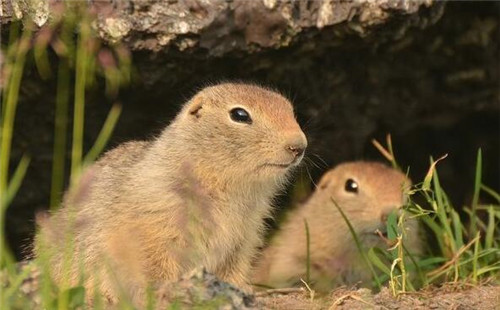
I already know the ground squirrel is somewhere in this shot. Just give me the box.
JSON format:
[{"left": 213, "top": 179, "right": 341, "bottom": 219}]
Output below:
[
  {"left": 35, "top": 83, "right": 307, "bottom": 303},
  {"left": 253, "top": 161, "right": 422, "bottom": 292}
]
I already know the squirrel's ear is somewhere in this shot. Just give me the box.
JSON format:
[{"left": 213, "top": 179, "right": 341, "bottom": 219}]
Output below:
[
  {"left": 318, "top": 170, "right": 334, "bottom": 190},
  {"left": 187, "top": 98, "right": 203, "bottom": 119}
]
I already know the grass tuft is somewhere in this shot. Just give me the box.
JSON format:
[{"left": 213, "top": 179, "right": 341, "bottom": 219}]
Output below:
[{"left": 363, "top": 138, "right": 500, "bottom": 297}]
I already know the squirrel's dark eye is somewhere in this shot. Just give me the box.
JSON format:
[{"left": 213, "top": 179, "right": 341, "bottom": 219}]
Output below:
[
  {"left": 230, "top": 108, "right": 252, "bottom": 124},
  {"left": 345, "top": 179, "right": 359, "bottom": 194}
]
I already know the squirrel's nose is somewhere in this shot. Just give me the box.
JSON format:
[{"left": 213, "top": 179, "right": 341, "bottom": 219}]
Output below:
[
  {"left": 285, "top": 133, "right": 307, "bottom": 159},
  {"left": 286, "top": 145, "right": 305, "bottom": 158},
  {"left": 381, "top": 212, "right": 389, "bottom": 224},
  {"left": 381, "top": 208, "right": 401, "bottom": 224}
]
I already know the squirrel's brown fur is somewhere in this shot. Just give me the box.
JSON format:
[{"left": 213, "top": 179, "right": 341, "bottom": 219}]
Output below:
[
  {"left": 253, "top": 161, "right": 422, "bottom": 292},
  {"left": 35, "top": 83, "right": 307, "bottom": 303}
]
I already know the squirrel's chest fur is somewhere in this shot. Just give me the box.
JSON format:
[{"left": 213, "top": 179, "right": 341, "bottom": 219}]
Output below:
[
  {"left": 187, "top": 192, "right": 271, "bottom": 273},
  {"left": 78, "top": 140, "right": 273, "bottom": 276}
]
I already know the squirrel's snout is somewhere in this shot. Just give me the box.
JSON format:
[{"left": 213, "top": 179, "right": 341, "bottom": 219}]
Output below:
[
  {"left": 381, "top": 212, "right": 389, "bottom": 224},
  {"left": 284, "top": 132, "right": 307, "bottom": 161},
  {"left": 380, "top": 208, "right": 402, "bottom": 224}
]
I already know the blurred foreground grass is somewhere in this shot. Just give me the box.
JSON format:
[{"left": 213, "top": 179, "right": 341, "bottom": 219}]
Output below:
[{"left": 1, "top": 5, "right": 129, "bottom": 309}]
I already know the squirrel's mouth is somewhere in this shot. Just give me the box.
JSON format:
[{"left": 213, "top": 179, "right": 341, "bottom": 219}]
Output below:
[
  {"left": 259, "top": 156, "right": 303, "bottom": 170},
  {"left": 360, "top": 227, "right": 388, "bottom": 239},
  {"left": 374, "top": 228, "right": 388, "bottom": 238},
  {"left": 261, "top": 162, "right": 293, "bottom": 169}
]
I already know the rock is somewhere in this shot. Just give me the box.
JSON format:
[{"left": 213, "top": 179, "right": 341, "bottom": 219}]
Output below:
[
  {"left": 2, "top": 0, "right": 442, "bottom": 55},
  {"left": 156, "top": 267, "right": 256, "bottom": 309}
]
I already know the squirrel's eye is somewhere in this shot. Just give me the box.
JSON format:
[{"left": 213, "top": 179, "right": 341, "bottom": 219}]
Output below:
[
  {"left": 230, "top": 108, "right": 252, "bottom": 124},
  {"left": 345, "top": 179, "right": 359, "bottom": 194}
]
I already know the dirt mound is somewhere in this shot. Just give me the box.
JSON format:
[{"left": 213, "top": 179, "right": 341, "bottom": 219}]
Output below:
[
  {"left": 5, "top": 262, "right": 500, "bottom": 309},
  {"left": 258, "top": 284, "right": 500, "bottom": 310}
]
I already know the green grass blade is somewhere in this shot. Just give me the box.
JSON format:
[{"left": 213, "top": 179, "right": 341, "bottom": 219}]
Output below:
[
  {"left": 476, "top": 264, "right": 500, "bottom": 277},
  {"left": 472, "top": 232, "right": 480, "bottom": 283},
  {"left": 367, "top": 247, "right": 391, "bottom": 275},
  {"left": 481, "top": 184, "right": 500, "bottom": 203},
  {"left": 470, "top": 149, "right": 482, "bottom": 237},
  {"left": 416, "top": 256, "right": 448, "bottom": 268},
  {"left": 432, "top": 167, "right": 456, "bottom": 255},
  {"left": 34, "top": 33, "right": 52, "bottom": 80},
  {"left": 387, "top": 211, "right": 399, "bottom": 240},
  {"left": 50, "top": 61, "right": 70, "bottom": 209},
  {"left": 402, "top": 242, "right": 426, "bottom": 287},
  {"left": 451, "top": 210, "right": 464, "bottom": 251},
  {"left": 387, "top": 211, "right": 399, "bottom": 260},
  {"left": 485, "top": 206, "right": 495, "bottom": 251},
  {"left": 420, "top": 216, "right": 446, "bottom": 255},
  {"left": 83, "top": 104, "right": 122, "bottom": 165},
  {"left": 2, "top": 155, "right": 30, "bottom": 207},
  {"left": 331, "top": 197, "right": 382, "bottom": 289},
  {"left": 70, "top": 20, "right": 91, "bottom": 185}
]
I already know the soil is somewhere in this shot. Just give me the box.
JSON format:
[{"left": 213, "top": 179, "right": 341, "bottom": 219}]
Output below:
[
  {"left": 5, "top": 262, "right": 500, "bottom": 309},
  {"left": 257, "top": 284, "right": 500, "bottom": 310}
]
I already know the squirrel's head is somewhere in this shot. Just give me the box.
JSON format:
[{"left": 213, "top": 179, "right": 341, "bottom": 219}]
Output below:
[
  {"left": 173, "top": 83, "right": 307, "bottom": 184},
  {"left": 314, "top": 161, "right": 412, "bottom": 245}
]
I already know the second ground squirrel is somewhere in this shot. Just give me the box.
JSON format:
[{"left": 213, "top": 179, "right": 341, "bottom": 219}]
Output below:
[{"left": 253, "top": 161, "right": 422, "bottom": 291}]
